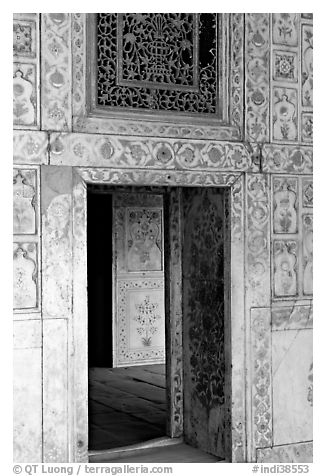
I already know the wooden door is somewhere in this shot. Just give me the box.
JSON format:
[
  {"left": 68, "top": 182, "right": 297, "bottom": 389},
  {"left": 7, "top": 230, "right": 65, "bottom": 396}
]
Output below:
[
  {"left": 182, "top": 187, "right": 226, "bottom": 458},
  {"left": 112, "top": 192, "right": 165, "bottom": 367}
]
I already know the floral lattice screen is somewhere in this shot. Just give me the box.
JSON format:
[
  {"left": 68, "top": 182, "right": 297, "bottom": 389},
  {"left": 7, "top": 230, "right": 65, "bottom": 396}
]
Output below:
[{"left": 96, "top": 13, "right": 221, "bottom": 116}]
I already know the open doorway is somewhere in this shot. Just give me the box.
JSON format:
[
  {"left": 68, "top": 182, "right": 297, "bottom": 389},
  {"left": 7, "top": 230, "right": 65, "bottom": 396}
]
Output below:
[
  {"left": 87, "top": 185, "right": 229, "bottom": 460},
  {"left": 87, "top": 187, "right": 167, "bottom": 451}
]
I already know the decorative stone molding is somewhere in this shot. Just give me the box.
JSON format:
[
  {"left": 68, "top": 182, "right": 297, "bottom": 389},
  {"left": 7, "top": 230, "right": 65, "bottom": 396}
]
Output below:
[
  {"left": 251, "top": 308, "right": 272, "bottom": 449},
  {"left": 262, "top": 144, "right": 312, "bottom": 174},
  {"left": 271, "top": 304, "right": 313, "bottom": 331},
  {"left": 41, "top": 14, "right": 72, "bottom": 131},
  {"left": 14, "top": 131, "right": 48, "bottom": 165},
  {"left": 72, "top": 13, "right": 244, "bottom": 140},
  {"left": 245, "top": 14, "right": 270, "bottom": 142},
  {"left": 246, "top": 174, "right": 271, "bottom": 307},
  {"left": 13, "top": 14, "right": 40, "bottom": 130},
  {"left": 257, "top": 441, "right": 312, "bottom": 463},
  {"left": 49, "top": 132, "right": 257, "bottom": 172}
]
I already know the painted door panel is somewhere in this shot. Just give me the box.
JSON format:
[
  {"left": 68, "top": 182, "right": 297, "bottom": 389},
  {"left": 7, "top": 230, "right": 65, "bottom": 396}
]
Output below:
[{"left": 113, "top": 192, "right": 165, "bottom": 367}]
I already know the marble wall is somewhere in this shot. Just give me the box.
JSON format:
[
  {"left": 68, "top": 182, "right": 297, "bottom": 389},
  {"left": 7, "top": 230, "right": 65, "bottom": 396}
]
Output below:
[{"left": 13, "top": 13, "right": 313, "bottom": 463}]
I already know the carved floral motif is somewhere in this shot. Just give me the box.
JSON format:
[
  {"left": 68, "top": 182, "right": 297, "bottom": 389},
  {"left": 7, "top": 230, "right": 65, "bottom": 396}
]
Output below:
[
  {"left": 301, "top": 24, "right": 313, "bottom": 108},
  {"left": 273, "top": 51, "right": 297, "bottom": 82},
  {"left": 13, "top": 131, "right": 48, "bottom": 164},
  {"left": 273, "top": 177, "right": 297, "bottom": 234},
  {"left": 273, "top": 88, "right": 297, "bottom": 141},
  {"left": 302, "top": 179, "right": 313, "bottom": 208},
  {"left": 246, "top": 175, "right": 270, "bottom": 302},
  {"left": 273, "top": 240, "right": 298, "bottom": 297},
  {"left": 245, "top": 14, "right": 270, "bottom": 142},
  {"left": 13, "top": 20, "right": 35, "bottom": 57},
  {"left": 13, "top": 169, "right": 36, "bottom": 234},
  {"left": 49, "top": 132, "right": 256, "bottom": 172},
  {"left": 13, "top": 242, "right": 38, "bottom": 309},
  {"left": 41, "top": 14, "right": 71, "bottom": 130},
  {"left": 301, "top": 113, "right": 313, "bottom": 143},
  {"left": 13, "top": 64, "right": 37, "bottom": 127},
  {"left": 272, "top": 14, "right": 299, "bottom": 46},
  {"left": 133, "top": 296, "right": 162, "bottom": 347},
  {"left": 262, "top": 144, "right": 312, "bottom": 174},
  {"left": 302, "top": 214, "right": 313, "bottom": 295},
  {"left": 251, "top": 308, "right": 272, "bottom": 448}
]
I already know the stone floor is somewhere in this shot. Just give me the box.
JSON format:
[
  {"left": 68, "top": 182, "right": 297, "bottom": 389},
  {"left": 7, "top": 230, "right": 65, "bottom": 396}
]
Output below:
[
  {"left": 90, "top": 442, "right": 223, "bottom": 463},
  {"left": 88, "top": 364, "right": 167, "bottom": 451}
]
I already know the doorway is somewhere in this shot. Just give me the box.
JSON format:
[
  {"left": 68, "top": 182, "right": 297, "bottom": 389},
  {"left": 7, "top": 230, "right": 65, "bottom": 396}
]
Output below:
[{"left": 86, "top": 184, "right": 229, "bottom": 459}]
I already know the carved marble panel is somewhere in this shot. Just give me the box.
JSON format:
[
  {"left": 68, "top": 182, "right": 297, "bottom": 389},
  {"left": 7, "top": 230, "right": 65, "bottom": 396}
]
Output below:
[
  {"left": 273, "top": 87, "right": 298, "bottom": 142},
  {"left": 272, "top": 14, "right": 299, "bottom": 46},
  {"left": 272, "top": 329, "right": 313, "bottom": 445},
  {"left": 302, "top": 214, "right": 313, "bottom": 296},
  {"left": 273, "top": 50, "right": 298, "bottom": 83},
  {"left": 49, "top": 132, "right": 256, "bottom": 172},
  {"left": 41, "top": 166, "right": 73, "bottom": 319},
  {"left": 251, "top": 308, "right": 272, "bottom": 449},
  {"left": 245, "top": 14, "right": 270, "bottom": 142},
  {"left": 13, "top": 14, "right": 40, "bottom": 130},
  {"left": 77, "top": 167, "right": 240, "bottom": 188},
  {"left": 13, "top": 19, "right": 36, "bottom": 58},
  {"left": 302, "top": 178, "right": 313, "bottom": 208},
  {"left": 13, "top": 169, "right": 37, "bottom": 235},
  {"left": 125, "top": 209, "right": 163, "bottom": 272},
  {"left": 13, "top": 131, "right": 48, "bottom": 165},
  {"left": 41, "top": 14, "right": 72, "bottom": 131},
  {"left": 262, "top": 144, "right": 312, "bottom": 174},
  {"left": 301, "top": 113, "right": 313, "bottom": 143},
  {"left": 13, "top": 347, "right": 42, "bottom": 462},
  {"left": 115, "top": 280, "right": 165, "bottom": 365},
  {"left": 13, "top": 63, "right": 37, "bottom": 127},
  {"left": 246, "top": 174, "right": 271, "bottom": 306},
  {"left": 301, "top": 24, "right": 313, "bottom": 108},
  {"left": 257, "top": 442, "right": 312, "bottom": 463},
  {"left": 273, "top": 240, "right": 298, "bottom": 298},
  {"left": 13, "top": 242, "right": 38, "bottom": 310},
  {"left": 272, "top": 177, "right": 298, "bottom": 234}
]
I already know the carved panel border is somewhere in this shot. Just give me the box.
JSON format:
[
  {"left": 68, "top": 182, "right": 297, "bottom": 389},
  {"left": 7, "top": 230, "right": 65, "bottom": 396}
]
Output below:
[
  {"left": 71, "top": 167, "right": 246, "bottom": 462},
  {"left": 72, "top": 13, "right": 244, "bottom": 140},
  {"left": 13, "top": 14, "right": 40, "bottom": 130},
  {"left": 41, "top": 14, "right": 72, "bottom": 131},
  {"left": 13, "top": 165, "right": 41, "bottom": 316},
  {"left": 245, "top": 14, "right": 270, "bottom": 142},
  {"left": 49, "top": 132, "right": 257, "bottom": 172},
  {"left": 262, "top": 144, "right": 312, "bottom": 174},
  {"left": 251, "top": 307, "right": 273, "bottom": 450},
  {"left": 14, "top": 131, "right": 49, "bottom": 165}
]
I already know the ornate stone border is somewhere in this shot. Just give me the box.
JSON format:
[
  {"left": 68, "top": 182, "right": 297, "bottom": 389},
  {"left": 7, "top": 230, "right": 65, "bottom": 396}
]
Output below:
[
  {"left": 14, "top": 131, "right": 48, "bottom": 165},
  {"left": 41, "top": 14, "right": 72, "bottom": 131},
  {"left": 72, "top": 14, "right": 244, "bottom": 140},
  {"left": 49, "top": 132, "right": 257, "bottom": 172},
  {"left": 262, "top": 144, "right": 313, "bottom": 174},
  {"left": 70, "top": 167, "right": 246, "bottom": 462}
]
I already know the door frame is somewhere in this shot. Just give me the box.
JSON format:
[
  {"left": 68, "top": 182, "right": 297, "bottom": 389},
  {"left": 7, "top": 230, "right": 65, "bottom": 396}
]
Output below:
[{"left": 71, "top": 167, "right": 246, "bottom": 462}]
